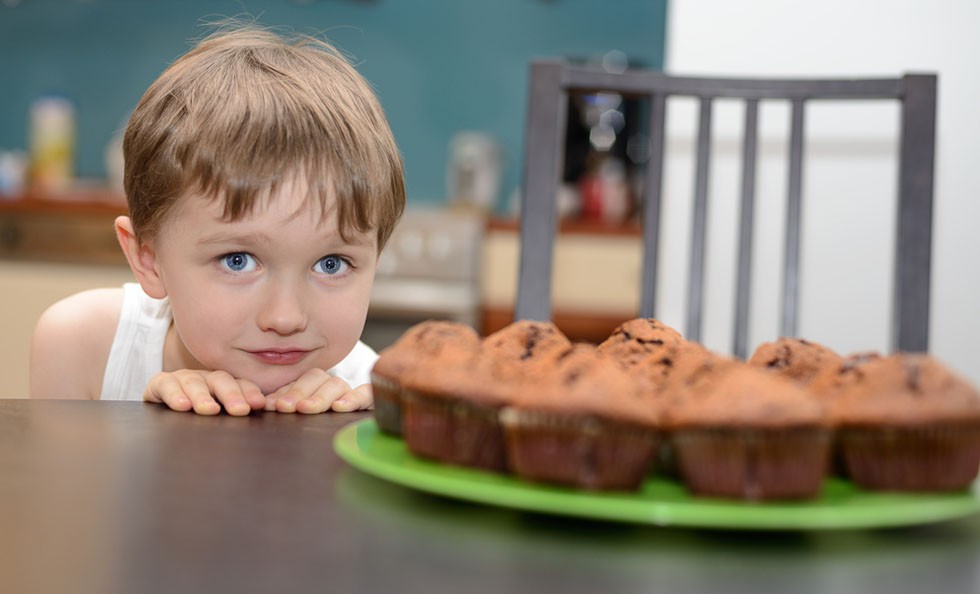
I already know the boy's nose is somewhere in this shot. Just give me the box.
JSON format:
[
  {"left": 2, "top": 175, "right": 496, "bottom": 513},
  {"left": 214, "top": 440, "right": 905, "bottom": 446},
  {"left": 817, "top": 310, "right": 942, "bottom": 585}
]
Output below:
[{"left": 256, "top": 283, "right": 309, "bottom": 336}]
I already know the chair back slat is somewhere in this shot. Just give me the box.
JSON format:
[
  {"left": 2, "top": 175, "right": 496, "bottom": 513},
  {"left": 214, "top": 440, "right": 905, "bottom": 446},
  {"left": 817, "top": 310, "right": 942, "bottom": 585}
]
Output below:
[
  {"left": 515, "top": 61, "right": 566, "bottom": 322},
  {"left": 733, "top": 99, "right": 760, "bottom": 358},
  {"left": 686, "top": 98, "right": 714, "bottom": 341},
  {"left": 639, "top": 93, "right": 668, "bottom": 318},
  {"left": 894, "top": 74, "right": 937, "bottom": 352},
  {"left": 782, "top": 98, "right": 806, "bottom": 339}
]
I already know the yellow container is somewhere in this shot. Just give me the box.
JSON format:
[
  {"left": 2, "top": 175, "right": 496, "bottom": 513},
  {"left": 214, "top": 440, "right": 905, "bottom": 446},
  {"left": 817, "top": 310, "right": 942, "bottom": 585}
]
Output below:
[{"left": 29, "top": 95, "right": 75, "bottom": 193}]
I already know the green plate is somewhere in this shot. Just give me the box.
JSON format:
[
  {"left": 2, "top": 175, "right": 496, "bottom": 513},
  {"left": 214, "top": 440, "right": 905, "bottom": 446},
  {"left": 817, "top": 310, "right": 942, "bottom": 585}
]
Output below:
[{"left": 334, "top": 418, "right": 980, "bottom": 530}]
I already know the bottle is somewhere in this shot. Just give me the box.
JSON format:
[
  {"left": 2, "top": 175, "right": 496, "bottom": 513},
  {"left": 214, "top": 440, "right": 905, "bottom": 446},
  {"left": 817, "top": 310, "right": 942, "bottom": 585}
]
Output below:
[
  {"left": 29, "top": 94, "right": 76, "bottom": 194},
  {"left": 578, "top": 153, "right": 631, "bottom": 224},
  {"left": 446, "top": 131, "right": 502, "bottom": 214},
  {"left": 0, "top": 150, "right": 27, "bottom": 199}
]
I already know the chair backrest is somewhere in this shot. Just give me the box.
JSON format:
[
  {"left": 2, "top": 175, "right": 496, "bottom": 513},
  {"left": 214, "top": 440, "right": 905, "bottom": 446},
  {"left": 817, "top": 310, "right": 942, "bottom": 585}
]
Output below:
[{"left": 515, "top": 59, "right": 936, "bottom": 357}]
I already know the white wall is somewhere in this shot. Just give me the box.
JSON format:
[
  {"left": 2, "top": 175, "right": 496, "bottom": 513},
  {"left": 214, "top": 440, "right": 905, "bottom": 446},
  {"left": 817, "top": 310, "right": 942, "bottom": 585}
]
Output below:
[{"left": 661, "top": 0, "right": 980, "bottom": 385}]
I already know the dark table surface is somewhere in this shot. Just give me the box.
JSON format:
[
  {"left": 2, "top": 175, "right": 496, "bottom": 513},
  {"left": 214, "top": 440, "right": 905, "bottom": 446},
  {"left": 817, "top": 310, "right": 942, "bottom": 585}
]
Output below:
[{"left": 3, "top": 399, "right": 980, "bottom": 594}]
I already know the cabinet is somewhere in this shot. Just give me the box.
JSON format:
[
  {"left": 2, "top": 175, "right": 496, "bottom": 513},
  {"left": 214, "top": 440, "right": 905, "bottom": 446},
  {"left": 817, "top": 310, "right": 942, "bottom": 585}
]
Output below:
[{"left": 0, "top": 191, "right": 127, "bottom": 265}]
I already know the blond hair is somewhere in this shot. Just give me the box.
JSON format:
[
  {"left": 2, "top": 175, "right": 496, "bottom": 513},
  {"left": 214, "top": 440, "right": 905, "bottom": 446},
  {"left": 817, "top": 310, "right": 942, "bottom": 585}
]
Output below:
[{"left": 123, "top": 25, "right": 405, "bottom": 249}]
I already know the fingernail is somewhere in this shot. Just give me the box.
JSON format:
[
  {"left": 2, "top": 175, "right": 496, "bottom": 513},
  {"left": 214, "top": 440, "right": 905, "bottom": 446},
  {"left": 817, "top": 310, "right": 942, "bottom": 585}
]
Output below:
[{"left": 195, "top": 402, "right": 220, "bottom": 415}]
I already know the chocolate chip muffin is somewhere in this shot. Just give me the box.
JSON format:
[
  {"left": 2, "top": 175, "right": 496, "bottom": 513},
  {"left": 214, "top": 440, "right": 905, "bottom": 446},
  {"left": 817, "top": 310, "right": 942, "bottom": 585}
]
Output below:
[
  {"left": 399, "top": 344, "right": 516, "bottom": 472},
  {"left": 399, "top": 320, "right": 571, "bottom": 473},
  {"left": 482, "top": 319, "right": 572, "bottom": 366},
  {"left": 748, "top": 337, "right": 843, "bottom": 387},
  {"left": 832, "top": 353, "right": 980, "bottom": 491},
  {"left": 371, "top": 320, "right": 480, "bottom": 435},
  {"left": 802, "top": 350, "right": 883, "bottom": 477},
  {"left": 597, "top": 318, "right": 685, "bottom": 368},
  {"left": 500, "top": 344, "right": 664, "bottom": 491},
  {"left": 666, "top": 364, "right": 832, "bottom": 500}
]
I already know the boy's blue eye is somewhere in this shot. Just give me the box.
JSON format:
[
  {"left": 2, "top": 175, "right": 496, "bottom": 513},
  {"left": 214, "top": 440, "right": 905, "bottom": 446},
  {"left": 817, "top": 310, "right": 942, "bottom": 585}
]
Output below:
[
  {"left": 221, "top": 252, "right": 256, "bottom": 272},
  {"left": 315, "top": 255, "right": 349, "bottom": 276}
]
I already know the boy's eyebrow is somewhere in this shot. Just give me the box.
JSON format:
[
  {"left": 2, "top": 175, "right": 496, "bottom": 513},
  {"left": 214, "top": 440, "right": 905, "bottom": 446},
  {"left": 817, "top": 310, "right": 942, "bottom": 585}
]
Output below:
[
  {"left": 196, "top": 231, "right": 274, "bottom": 246},
  {"left": 337, "top": 233, "right": 377, "bottom": 248},
  {"left": 195, "top": 229, "right": 377, "bottom": 248}
]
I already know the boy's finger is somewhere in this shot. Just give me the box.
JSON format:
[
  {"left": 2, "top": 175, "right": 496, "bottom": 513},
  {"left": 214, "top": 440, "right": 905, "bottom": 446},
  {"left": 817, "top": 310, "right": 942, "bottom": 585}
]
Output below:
[
  {"left": 264, "top": 384, "right": 290, "bottom": 411},
  {"left": 238, "top": 379, "right": 267, "bottom": 411},
  {"left": 330, "top": 384, "right": 373, "bottom": 413},
  {"left": 276, "top": 369, "right": 342, "bottom": 413},
  {"left": 178, "top": 374, "right": 221, "bottom": 416},
  {"left": 296, "top": 377, "right": 359, "bottom": 414},
  {"left": 205, "top": 371, "right": 251, "bottom": 416},
  {"left": 295, "top": 391, "right": 334, "bottom": 415},
  {"left": 144, "top": 374, "right": 192, "bottom": 411}
]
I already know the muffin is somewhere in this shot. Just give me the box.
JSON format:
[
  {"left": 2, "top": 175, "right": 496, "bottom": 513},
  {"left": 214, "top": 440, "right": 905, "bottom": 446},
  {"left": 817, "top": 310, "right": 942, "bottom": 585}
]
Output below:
[
  {"left": 807, "top": 351, "right": 883, "bottom": 399},
  {"left": 832, "top": 353, "right": 980, "bottom": 491},
  {"left": 597, "top": 318, "right": 685, "bottom": 368},
  {"left": 370, "top": 320, "right": 480, "bottom": 435},
  {"left": 500, "top": 344, "right": 664, "bottom": 491},
  {"left": 631, "top": 339, "right": 716, "bottom": 394},
  {"left": 629, "top": 341, "right": 720, "bottom": 477},
  {"left": 399, "top": 340, "right": 531, "bottom": 472},
  {"left": 657, "top": 347, "right": 741, "bottom": 411},
  {"left": 482, "top": 319, "right": 572, "bottom": 364},
  {"left": 399, "top": 320, "right": 572, "bottom": 472},
  {"left": 804, "top": 351, "right": 883, "bottom": 477},
  {"left": 747, "top": 337, "right": 843, "bottom": 387},
  {"left": 666, "top": 364, "right": 832, "bottom": 500}
]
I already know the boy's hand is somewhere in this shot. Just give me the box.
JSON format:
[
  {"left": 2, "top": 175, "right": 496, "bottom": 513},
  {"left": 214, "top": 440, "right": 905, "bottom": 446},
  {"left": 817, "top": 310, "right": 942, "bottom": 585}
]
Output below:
[
  {"left": 265, "top": 368, "right": 373, "bottom": 414},
  {"left": 143, "top": 370, "right": 266, "bottom": 416}
]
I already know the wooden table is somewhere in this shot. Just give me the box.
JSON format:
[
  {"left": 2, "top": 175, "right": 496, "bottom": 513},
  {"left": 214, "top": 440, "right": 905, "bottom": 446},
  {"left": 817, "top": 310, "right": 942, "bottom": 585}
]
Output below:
[{"left": 4, "top": 399, "right": 980, "bottom": 594}]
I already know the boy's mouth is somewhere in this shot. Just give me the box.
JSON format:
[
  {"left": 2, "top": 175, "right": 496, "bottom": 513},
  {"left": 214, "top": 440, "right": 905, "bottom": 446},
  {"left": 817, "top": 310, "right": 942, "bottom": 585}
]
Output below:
[{"left": 248, "top": 349, "right": 311, "bottom": 365}]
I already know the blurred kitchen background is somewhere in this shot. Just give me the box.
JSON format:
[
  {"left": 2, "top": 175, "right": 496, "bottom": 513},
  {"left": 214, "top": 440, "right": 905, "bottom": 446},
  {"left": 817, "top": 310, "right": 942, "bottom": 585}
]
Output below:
[{"left": 1, "top": 0, "right": 978, "bottom": 397}]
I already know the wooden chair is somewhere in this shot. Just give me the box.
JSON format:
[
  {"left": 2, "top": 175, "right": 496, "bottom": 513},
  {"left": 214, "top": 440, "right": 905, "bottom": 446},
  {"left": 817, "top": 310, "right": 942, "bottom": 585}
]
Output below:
[{"left": 515, "top": 60, "right": 937, "bottom": 358}]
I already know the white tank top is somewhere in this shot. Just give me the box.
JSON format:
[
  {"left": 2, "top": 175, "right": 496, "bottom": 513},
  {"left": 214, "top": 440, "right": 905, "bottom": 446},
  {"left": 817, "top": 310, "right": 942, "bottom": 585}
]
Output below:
[{"left": 99, "top": 283, "right": 379, "bottom": 401}]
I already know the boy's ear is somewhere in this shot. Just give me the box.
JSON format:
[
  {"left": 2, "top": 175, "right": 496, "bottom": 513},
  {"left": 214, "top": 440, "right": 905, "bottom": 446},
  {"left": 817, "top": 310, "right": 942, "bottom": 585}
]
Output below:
[{"left": 114, "top": 215, "right": 168, "bottom": 299}]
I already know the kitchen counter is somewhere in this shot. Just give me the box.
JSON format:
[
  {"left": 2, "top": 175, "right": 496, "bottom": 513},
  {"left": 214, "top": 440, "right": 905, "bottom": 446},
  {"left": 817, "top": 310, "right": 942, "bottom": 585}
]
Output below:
[
  {"left": 0, "top": 188, "right": 127, "bottom": 265},
  {"left": 0, "top": 187, "right": 126, "bottom": 214}
]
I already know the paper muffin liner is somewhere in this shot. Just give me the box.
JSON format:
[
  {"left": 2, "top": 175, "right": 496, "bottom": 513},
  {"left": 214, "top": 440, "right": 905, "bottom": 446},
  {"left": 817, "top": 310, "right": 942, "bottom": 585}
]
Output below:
[
  {"left": 499, "top": 408, "right": 661, "bottom": 491},
  {"left": 401, "top": 389, "right": 507, "bottom": 472},
  {"left": 671, "top": 427, "right": 831, "bottom": 500},
  {"left": 837, "top": 424, "right": 980, "bottom": 491},
  {"left": 826, "top": 430, "right": 850, "bottom": 479},
  {"left": 370, "top": 372, "right": 404, "bottom": 436},
  {"left": 655, "top": 439, "right": 682, "bottom": 480}
]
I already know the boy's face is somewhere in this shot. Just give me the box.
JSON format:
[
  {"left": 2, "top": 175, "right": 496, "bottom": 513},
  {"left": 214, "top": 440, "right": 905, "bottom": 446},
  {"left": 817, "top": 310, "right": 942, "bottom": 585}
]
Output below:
[{"left": 148, "top": 181, "right": 379, "bottom": 394}]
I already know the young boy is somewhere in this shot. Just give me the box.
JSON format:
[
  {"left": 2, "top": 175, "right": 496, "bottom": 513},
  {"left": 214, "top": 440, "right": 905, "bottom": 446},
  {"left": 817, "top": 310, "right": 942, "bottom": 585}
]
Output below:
[{"left": 29, "top": 25, "right": 405, "bottom": 415}]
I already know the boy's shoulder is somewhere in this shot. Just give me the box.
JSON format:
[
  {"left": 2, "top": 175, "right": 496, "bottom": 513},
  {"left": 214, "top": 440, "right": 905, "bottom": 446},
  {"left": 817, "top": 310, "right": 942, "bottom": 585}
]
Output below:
[
  {"left": 39, "top": 287, "right": 126, "bottom": 332},
  {"left": 31, "top": 287, "right": 126, "bottom": 399}
]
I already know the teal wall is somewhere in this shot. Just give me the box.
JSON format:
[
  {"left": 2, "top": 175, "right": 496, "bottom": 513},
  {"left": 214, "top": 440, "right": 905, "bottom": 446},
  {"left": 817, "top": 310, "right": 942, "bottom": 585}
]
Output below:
[{"left": 0, "top": 0, "right": 667, "bottom": 211}]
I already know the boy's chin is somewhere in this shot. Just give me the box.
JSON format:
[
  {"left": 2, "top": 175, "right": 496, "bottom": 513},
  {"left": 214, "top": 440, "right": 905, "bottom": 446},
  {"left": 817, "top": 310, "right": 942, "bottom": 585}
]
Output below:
[
  {"left": 220, "top": 359, "right": 329, "bottom": 394},
  {"left": 239, "top": 369, "right": 307, "bottom": 396}
]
